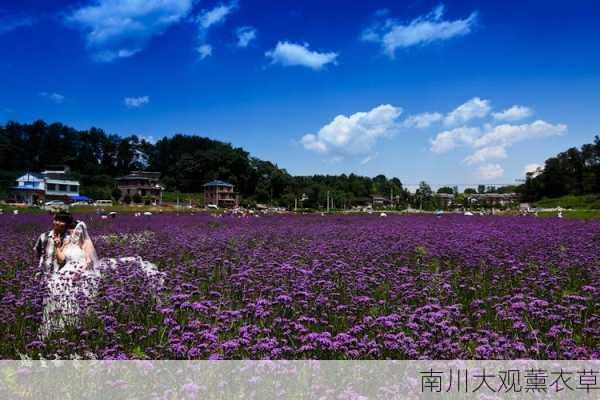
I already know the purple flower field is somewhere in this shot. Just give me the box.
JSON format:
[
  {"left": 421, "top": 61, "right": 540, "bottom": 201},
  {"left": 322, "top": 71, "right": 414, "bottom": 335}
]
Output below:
[{"left": 1, "top": 214, "right": 598, "bottom": 360}]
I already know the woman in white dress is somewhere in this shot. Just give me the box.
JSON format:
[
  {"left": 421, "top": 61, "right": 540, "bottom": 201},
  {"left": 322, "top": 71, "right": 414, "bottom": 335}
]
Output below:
[{"left": 40, "top": 217, "right": 163, "bottom": 338}]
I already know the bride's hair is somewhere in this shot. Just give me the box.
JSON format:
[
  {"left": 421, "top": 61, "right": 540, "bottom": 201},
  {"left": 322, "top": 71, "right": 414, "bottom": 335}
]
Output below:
[{"left": 54, "top": 211, "right": 76, "bottom": 229}]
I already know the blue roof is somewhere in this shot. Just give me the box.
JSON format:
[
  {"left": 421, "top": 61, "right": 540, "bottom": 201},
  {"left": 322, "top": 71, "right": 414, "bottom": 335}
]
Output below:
[
  {"left": 10, "top": 186, "right": 44, "bottom": 191},
  {"left": 70, "top": 195, "right": 92, "bottom": 201},
  {"left": 203, "top": 180, "right": 233, "bottom": 187}
]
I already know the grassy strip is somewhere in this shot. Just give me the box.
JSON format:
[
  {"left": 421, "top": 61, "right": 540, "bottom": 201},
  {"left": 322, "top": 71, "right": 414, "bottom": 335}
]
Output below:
[
  {"left": 535, "top": 194, "right": 600, "bottom": 209},
  {"left": 537, "top": 209, "right": 600, "bottom": 220}
]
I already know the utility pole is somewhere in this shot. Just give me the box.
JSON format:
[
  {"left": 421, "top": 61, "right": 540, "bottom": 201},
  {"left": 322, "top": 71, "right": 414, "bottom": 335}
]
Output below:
[
  {"left": 326, "top": 191, "right": 330, "bottom": 213},
  {"left": 176, "top": 191, "right": 179, "bottom": 208}
]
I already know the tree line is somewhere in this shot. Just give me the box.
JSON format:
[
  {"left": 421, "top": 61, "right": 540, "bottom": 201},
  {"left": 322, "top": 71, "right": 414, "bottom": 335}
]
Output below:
[
  {"left": 0, "top": 120, "right": 408, "bottom": 208},
  {"left": 521, "top": 136, "right": 600, "bottom": 202},
  {"left": 2, "top": 120, "right": 598, "bottom": 208}
]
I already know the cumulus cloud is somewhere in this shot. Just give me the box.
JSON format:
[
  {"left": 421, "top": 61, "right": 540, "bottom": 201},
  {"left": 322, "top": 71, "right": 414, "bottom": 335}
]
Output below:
[
  {"left": 124, "top": 96, "right": 149, "bottom": 108},
  {"left": 39, "top": 92, "right": 65, "bottom": 104},
  {"left": 492, "top": 105, "right": 533, "bottom": 121},
  {"left": 402, "top": 112, "right": 442, "bottom": 129},
  {"left": 430, "top": 126, "right": 480, "bottom": 153},
  {"left": 523, "top": 163, "right": 543, "bottom": 177},
  {"left": 196, "top": 1, "right": 238, "bottom": 30},
  {"left": 432, "top": 119, "right": 566, "bottom": 159},
  {"left": 66, "top": 0, "right": 193, "bottom": 62},
  {"left": 361, "top": 4, "right": 477, "bottom": 57},
  {"left": 425, "top": 98, "right": 566, "bottom": 178},
  {"left": 265, "top": 41, "right": 338, "bottom": 70},
  {"left": 235, "top": 26, "right": 257, "bottom": 47},
  {"left": 197, "top": 44, "right": 212, "bottom": 59},
  {"left": 463, "top": 145, "right": 507, "bottom": 165},
  {"left": 473, "top": 120, "right": 567, "bottom": 148},
  {"left": 444, "top": 97, "right": 491, "bottom": 126},
  {"left": 300, "top": 104, "right": 402, "bottom": 156},
  {"left": 477, "top": 163, "right": 504, "bottom": 180}
]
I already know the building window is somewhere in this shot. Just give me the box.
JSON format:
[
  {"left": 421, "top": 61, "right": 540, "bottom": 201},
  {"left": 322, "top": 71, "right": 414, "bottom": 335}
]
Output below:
[
  {"left": 47, "top": 183, "right": 56, "bottom": 191},
  {"left": 69, "top": 185, "right": 78, "bottom": 192},
  {"left": 59, "top": 184, "right": 67, "bottom": 192}
]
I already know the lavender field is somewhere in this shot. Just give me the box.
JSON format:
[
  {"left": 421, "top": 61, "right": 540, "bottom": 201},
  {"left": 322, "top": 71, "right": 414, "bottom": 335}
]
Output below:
[{"left": 1, "top": 214, "right": 598, "bottom": 360}]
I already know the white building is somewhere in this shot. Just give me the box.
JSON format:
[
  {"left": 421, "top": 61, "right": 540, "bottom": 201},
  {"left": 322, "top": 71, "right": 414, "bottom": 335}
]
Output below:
[
  {"left": 10, "top": 173, "right": 46, "bottom": 205},
  {"left": 9, "top": 167, "right": 80, "bottom": 205}
]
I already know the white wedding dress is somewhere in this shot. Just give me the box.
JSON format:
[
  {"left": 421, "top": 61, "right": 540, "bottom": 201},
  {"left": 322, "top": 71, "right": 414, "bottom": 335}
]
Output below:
[{"left": 41, "top": 221, "right": 163, "bottom": 338}]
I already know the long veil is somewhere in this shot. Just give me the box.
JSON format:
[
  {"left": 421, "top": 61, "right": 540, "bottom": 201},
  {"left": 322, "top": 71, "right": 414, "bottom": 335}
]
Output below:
[{"left": 72, "top": 221, "right": 99, "bottom": 268}]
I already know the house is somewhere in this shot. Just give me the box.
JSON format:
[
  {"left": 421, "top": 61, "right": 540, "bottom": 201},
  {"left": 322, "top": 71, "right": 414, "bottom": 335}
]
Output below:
[
  {"left": 116, "top": 171, "right": 163, "bottom": 204},
  {"left": 203, "top": 180, "right": 238, "bottom": 208},
  {"left": 9, "top": 166, "right": 80, "bottom": 205},
  {"left": 467, "top": 193, "right": 519, "bottom": 208},
  {"left": 9, "top": 173, "right": 46, "bottom": 205},
  {"left": 371, "top": 195, "right": 390, "bottom": 208},
  {"left": 43, "top": 166, "right": 80, "bottom": 201},
  {"left": 434, "top": 193, "right": 455, "bottom": 209}
]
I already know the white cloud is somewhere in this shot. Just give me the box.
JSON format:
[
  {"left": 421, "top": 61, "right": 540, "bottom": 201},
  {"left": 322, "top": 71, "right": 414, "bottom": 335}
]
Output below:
[
  {"left": 402, "top": 112, "right": 442, "bottom": 128},
  {"left": 67, "top": 0, "right": 193, "bottom": 62},
  {"left": 362, "top": 4, "right": 477, "bottom": 57},
  {"left": 473, "top": 120, "right": 567, "bottom": 148},
  {"left": 235, "top": 26, "right": 256, "bottom": 47},
  {"left": 265, "top": 41, "right": 338, "bottom": 70},
  {"left": 477, "top": 163, "right": 504, "bottom": 180},
  {"left": 492, "top": 105, "right": 533, "bottom": 121},
  {"left": 444, "top": 97, "right": 491, "bottom": 126},
  {"left": 197, "top": 1, "right": 238, "bottom": 30},
  {"left": 0, "top": 15, "right": 35, "bottom": 35},
  {"left": 194, "top": 1, "right": 238, "bottom": 59},
  {"left": 430, "top": 126, "right": 480, "bottom": 153},
  {"left": 300, "top": 104, "right": 402, "bottom": 156},
  {"left": 138, "top": 135, "right": 157, "bottom": 144},
  {"left": 523, "top": 163, "right": 543, "bottom": 177},
  {"left": 94, "top": 49, "right": 141, "bottom": 62},
  {"left": 197, "top": 44, "right": 212, "bottom": 59},
  {"left": 301, "top": 134, "right": 328, "bottom": 154},
  {"left": 463, "top": 145, "right": 507, "bottom": 165},
  {"left": 124, "top": 96, "right": 149, "bottom": 108},
  {"left": 360, "top": 153, "right": 378, "bottom": 165},
  {"left": 39, "top": 92, "right": 65, "bottom": 104}
]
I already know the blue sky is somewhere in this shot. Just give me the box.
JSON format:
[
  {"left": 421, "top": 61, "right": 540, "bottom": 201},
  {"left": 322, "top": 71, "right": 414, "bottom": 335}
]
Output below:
[{"left": 1, "top": 0, "right": 600, "bottom": 189}]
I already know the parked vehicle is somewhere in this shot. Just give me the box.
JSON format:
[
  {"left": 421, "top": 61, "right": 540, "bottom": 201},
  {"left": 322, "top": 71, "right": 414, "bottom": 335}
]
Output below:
[
  {"left": 94, "top": 200, "right": 113, "bottom": 207},
  {"left": 70, "top": 201, "right": 91, "bottom": 206},
  {"left": 44, "top": 200, "right": 65, "bottom": 207}
]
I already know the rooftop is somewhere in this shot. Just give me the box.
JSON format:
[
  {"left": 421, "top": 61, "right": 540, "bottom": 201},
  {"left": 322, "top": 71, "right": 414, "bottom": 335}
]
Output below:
[
  {"left": 203, "top": 180, "right": 234, "bottom": 187},
  {"left": 117, "top": 171, "right": 160, "bottom": 180},
  {"left": 43, "top": 172, "right": 79, "bottom": 181}
]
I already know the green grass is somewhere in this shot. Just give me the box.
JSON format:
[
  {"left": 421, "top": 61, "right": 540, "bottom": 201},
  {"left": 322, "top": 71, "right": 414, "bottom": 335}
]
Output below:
[
  {"left": 535, "top": 194, "right": 600, "bottom": 209},
  {"left": 161, "top": 191, "right": 203, "bottom": 204},
  {"left": 0, "top": 204, "right": 211, "bottom": 215},
  {"left": 537, "top": 209, "right": 600, "bottom": 220}
]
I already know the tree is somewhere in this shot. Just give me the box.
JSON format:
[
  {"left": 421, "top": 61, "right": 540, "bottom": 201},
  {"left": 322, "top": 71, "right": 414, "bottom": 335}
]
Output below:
[
  {"left": 415, "top": 181, "right": 434, "bottom": 210},
  {"left": 437, "top": 186, "right": 454, "bottom": 194},
  {"left": 111, "top": 187, "right": 122, "bottom": 203}
]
